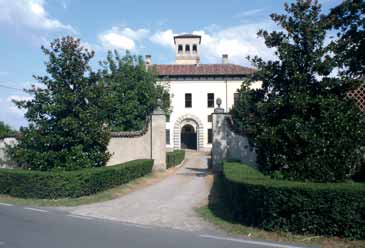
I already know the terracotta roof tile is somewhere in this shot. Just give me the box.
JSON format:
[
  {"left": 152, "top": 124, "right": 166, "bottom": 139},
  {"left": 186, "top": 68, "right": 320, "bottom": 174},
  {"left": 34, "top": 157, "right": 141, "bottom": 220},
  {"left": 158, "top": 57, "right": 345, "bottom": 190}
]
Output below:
[{"left": 152, "top": 64, "right": 256, "bottom": 77}]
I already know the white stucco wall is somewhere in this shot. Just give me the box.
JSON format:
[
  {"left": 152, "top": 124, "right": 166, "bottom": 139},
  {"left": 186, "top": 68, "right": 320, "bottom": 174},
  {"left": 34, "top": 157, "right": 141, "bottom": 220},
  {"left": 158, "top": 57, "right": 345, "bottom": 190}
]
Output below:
[
  {"left": 163, "top": 79, "right": 253, "bottom": 150},
  {"left": 107, "top": 130, "right": 151, "bottom": 166},
  {"left": 108, "top": 111, "right": 166, "bottom": 170},
  {"left": 211, "top": 112, "right": 256, "bottom": 172}
]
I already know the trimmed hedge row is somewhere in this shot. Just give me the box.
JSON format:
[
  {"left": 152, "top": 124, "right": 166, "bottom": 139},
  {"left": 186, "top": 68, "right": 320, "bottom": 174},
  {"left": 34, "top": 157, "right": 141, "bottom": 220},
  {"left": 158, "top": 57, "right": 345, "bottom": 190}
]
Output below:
[
  {"left": 222, "top": 162, "right": 365, "bottom": 239},
  {"left": 166, "top": 150, "right": 185, "bottom": 168},
  {"left": 0, "top": 159, "right": 153, "bottom": 199}
]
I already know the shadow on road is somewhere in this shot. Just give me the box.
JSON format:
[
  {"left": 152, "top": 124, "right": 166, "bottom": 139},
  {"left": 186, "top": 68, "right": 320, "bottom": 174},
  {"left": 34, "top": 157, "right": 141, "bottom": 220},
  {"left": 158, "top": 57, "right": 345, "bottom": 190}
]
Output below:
[{"left": 177, "top": 167, "right": 213, "bottom": 177}]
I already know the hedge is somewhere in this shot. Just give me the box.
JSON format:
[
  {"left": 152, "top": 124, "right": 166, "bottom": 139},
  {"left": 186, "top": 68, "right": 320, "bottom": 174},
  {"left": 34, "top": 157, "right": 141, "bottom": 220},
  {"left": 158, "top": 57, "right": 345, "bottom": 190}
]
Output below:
[
  {"left": 0, "top": 159, "right": 153, "bottom": 199},
  {"left": 222, "top": 162, "right": 365, "bottom": 239},
  {"left": 166, "top": 150, "right": 185, "bottom": 168}
]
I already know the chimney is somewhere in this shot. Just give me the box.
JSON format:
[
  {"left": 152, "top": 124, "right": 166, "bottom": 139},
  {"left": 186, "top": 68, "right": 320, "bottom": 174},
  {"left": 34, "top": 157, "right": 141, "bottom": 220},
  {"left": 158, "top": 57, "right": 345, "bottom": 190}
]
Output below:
[
  {"left": 222, "top": 54, "right": 229, "bottom": 64},
  {"left": 145, "top": 55, "right": 152, "bottom": 66}
]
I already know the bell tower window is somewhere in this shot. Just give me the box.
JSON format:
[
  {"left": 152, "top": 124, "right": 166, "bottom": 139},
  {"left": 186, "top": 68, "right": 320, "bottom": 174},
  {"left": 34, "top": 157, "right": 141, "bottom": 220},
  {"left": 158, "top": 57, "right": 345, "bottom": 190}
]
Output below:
[
  {"left": 178, "top": 45, "right": 183, "bottom": 54},
  {"left": 185, "top": 44, "right": 190, "bottom": 54},
  {"left": 192, "top": 44, "right": 197, "bottom": 54}
]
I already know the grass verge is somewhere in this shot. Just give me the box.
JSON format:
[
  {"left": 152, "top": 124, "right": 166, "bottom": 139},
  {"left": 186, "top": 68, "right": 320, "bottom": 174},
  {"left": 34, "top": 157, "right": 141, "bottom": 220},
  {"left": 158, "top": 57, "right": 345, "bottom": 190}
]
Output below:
[
  {"left": 0, "top": 165, "right": 180, "bottom": 207},
  {"left": 196, "top": 175, "right": 365, "bottom": 248}
]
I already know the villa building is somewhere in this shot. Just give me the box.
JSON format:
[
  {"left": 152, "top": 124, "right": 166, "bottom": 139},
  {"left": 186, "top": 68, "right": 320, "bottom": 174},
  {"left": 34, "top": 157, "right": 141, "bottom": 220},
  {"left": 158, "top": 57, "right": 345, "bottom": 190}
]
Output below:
[{"left": 146, "top": 34, "right": 256, "bottom": 151}]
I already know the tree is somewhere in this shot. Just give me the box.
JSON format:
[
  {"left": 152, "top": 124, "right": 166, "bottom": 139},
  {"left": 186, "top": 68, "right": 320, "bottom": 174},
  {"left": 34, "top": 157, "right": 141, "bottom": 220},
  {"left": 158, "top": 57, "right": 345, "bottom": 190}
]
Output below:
[
  {"left": 9, "top": 37, "right": 110, "bottom": 171},
  {"left": 100, "top": 50, "right": 170, "bottom": 131},
  {"left": 0, "top": 121, "right": 16, "bottom": 138},
  {"left": 231, "top": 0, "right": 365, "bottom": 182},
  {"left": 327, "top": 0, "right": 365, "bottom": 79}
]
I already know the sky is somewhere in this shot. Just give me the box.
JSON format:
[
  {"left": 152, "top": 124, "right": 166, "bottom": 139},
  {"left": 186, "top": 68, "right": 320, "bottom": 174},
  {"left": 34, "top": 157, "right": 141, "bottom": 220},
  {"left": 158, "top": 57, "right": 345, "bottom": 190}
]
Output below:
[{"left": 0, "top": 0, "right": 342, "bottom": 129}]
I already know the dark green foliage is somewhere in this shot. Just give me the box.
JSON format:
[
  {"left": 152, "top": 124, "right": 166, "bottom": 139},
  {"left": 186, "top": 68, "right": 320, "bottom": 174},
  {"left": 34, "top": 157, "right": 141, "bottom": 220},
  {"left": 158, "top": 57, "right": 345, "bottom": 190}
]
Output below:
[
  {"left": 8, "top": 37, "right": 110, "bottom": 171},
  {"left": 0, "top": 159, "right": 153, "bottom": 199},
  {"left": 222, "top": 162, "right": 365, "bottom": 239},
  {"left": 100, "top": 51, "right": 170, "bottom": 131},
  {"left": 0, "top": 121, "right": 16, "bottom": 138},
  {"left": 255, "top": 94, "right": 365, "bottom": 182},
  {"left": 327, "top": 0, "right": 365, "bottom": 79},
  {"left": 166, "top": 150, "right": 185, "bottom": 168},
  {"left": 231, "top": 0, "right": 365, "bottom": 182}
]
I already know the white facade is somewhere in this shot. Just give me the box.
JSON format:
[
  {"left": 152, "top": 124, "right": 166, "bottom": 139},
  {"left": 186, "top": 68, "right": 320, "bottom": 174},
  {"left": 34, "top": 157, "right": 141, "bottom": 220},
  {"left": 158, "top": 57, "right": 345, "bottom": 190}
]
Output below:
[
  {"left": 148, "top": 34, "right": 257, "bottom": 151},
  {"left": 164, "top": 79, "right": 242, "bottom": 151}
]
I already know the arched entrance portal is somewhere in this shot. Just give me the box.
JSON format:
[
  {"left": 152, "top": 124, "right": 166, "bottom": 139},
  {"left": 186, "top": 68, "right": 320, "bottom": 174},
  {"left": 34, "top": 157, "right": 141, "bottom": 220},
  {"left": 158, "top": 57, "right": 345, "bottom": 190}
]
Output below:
[
  {"left": 173, "top": 114, "right": 204, "bottom": 151},
  {"left": 181, "top": 124, "right": 197, "bottom": 150}
]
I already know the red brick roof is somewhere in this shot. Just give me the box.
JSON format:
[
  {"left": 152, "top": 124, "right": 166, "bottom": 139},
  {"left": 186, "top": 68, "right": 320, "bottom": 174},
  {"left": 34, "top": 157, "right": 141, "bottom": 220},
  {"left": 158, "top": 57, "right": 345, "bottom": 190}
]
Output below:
[{"left": 153, "top": 64, "right": 256, "bottom": 77}]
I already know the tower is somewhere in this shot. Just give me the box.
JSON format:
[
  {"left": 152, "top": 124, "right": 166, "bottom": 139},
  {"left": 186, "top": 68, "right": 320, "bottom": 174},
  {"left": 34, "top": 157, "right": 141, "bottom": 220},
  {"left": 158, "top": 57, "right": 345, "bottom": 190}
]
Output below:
[{"left": 174, "top": 34, "right": 201, "bottom": 65}]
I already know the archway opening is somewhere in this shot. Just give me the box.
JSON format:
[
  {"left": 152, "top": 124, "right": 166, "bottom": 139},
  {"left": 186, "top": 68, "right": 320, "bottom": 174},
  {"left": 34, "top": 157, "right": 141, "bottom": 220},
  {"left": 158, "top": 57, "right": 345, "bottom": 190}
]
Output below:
[{"left": 181, "top": 124, "right": 197, "bottom": 150}]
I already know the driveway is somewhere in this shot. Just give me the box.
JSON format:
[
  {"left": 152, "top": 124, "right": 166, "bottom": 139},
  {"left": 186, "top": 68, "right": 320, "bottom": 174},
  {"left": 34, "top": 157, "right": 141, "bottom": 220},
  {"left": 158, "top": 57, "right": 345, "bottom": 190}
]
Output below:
[{"left": 66, "top": 151, "right": 220, "bottom": 234}]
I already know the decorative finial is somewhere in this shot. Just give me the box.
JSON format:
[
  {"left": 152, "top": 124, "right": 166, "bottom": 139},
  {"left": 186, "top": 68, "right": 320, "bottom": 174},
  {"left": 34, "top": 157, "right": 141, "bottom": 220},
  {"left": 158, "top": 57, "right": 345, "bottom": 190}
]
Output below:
[
  {"left": 155, "top": 98, "right": 163, "bottom": 112},
  {"left": 216, "top": 98, "right": 222, "bottom": 108}
]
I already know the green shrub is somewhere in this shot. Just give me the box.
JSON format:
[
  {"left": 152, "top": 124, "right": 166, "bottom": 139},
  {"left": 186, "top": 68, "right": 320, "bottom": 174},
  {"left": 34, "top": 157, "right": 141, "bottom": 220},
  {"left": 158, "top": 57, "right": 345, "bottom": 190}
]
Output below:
[
  {"left": 222, "top": 162, "right": 365, "bottom": 239},
  {"left": 0, "top": 159, "right": 153, "bottom": 199},
  {"left": 166, "top": 150, "right": 185, "bottom": 168},
  {"left": 353, "top": 163, "right": 365, "bottom": 182}
]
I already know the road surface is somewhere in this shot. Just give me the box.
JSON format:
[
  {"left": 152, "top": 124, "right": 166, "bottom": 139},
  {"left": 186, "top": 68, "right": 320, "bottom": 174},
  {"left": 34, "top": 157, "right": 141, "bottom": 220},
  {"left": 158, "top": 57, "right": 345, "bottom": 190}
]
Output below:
[{"left": 0, "top": 203, "right": 309, "bottom": 248}]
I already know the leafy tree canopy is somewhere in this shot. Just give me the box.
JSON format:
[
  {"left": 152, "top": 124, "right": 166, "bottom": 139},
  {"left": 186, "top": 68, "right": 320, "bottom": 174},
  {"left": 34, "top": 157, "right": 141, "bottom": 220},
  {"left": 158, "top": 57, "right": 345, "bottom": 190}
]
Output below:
[
  {"left": 9, "top": 37, "right": 110, "bottom": 171},
  {"left": 0, "top": 121, "right": 16, "bottom": 138},
  {"left": 231, "top": 0, "right": 365, "bottom": 182},
  {"left": 100, "top": 50, "right": 170, "bottom": 131},
  {"left": 327, "top": 0, "right": 365, "bottom": 79}
]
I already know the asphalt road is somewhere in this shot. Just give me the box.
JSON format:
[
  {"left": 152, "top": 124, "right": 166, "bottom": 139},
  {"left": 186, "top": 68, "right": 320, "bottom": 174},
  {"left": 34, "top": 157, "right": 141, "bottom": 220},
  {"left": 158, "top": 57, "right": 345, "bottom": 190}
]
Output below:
[{"left": 0, "top": 203, "right": 310, "bottom": 248}]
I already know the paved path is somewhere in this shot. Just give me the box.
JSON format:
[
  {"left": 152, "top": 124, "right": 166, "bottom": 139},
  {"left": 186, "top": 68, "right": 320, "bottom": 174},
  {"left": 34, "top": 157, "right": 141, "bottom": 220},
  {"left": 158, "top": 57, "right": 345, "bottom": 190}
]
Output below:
[{"left": 66, "top": 151, "right": 220, "bottom": 234}]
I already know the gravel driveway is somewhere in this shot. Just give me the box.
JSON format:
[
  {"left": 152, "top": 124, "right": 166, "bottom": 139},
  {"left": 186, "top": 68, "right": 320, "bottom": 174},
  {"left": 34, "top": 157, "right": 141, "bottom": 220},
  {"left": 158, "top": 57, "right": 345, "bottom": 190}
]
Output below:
[{"left": 66, "top": 151, "right": 220, "bottom": 233}]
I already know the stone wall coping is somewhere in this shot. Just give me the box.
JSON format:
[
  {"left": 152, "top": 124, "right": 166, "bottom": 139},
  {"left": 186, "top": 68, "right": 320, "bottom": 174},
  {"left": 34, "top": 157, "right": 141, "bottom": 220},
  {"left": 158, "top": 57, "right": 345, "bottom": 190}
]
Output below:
[{"left": 111, "top": 116, "right": 151, "bottom": 138}]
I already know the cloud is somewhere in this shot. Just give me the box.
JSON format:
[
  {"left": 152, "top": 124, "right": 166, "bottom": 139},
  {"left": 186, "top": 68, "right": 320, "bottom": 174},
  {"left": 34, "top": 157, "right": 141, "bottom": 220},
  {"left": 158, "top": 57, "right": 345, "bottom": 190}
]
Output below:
[
  {"left": 151, "top": 22, "right": 276, "bottom": 65},
  {"left": 80, "top": 41, "right": 102, "bottom": 53},
  {"left": 99, "top": 26, "right": 149, "bottom": 51},
  {"left": 6, "top": 95, "right": 32, "bottom": 117},
  {"left": 150, "top": 29, "right": 175, "bottom": 49},
  {"left": 234, "top": 9, "right": 264, "bottom": 18},
  {"left": 0, "top": 0, "right": 75, "bottom": 32}
]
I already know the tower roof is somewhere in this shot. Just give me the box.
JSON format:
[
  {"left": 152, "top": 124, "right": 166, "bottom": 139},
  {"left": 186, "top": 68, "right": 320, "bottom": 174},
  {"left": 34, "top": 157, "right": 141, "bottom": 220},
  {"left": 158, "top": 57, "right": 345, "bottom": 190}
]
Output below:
[{"left": 174, "top": 34, "right": 201, "bottom": 44}]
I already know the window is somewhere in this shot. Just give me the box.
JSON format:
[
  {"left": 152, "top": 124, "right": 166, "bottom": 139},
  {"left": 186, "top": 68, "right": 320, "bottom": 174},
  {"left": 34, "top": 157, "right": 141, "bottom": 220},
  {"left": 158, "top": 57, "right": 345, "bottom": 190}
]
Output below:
[
  {"left": 208, "top": 114, "right": 212, "bottom": 123},
  {"left": 192, "top": 44, "right": 197, "bottom": 54},
  {"left": 207, "top": 93, "right": 214, "bottom": 108},
  {"left": 234, "top": 92, "right": 239, "bottom": 105},
  {"left": 166, "top": 115, "right": 170, "bottom": 123},
  {"left": 185, "top": 93, "right": 192, "bottom": 108},
  {"left": 178, "top": 45, "right": 183, "bottom": 54},
  {"left": 208, "top": 129, "right": 213, "bottom": 144},
  {"left": 166, "top": 129, "right": 170, "bottom": 145},
  {"left": 185, "top": 44, "right": 190, "bottom": 53}
]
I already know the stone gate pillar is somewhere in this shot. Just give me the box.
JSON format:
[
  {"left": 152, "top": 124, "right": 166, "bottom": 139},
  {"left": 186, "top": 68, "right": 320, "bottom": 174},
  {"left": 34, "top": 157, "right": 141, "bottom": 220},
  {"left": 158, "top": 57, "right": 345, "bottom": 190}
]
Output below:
[
  {"left": 151, "top": 101, "right": 166, "bottom": 170},
  {"left": 211, "top": 98, "right": 228, "bottom": 173}
]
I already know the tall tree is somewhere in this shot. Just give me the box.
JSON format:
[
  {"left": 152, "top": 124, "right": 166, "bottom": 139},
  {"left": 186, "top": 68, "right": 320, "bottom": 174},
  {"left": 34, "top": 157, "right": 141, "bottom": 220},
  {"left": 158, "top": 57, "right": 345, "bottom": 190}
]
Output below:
[
  {"left": 231, "top": 0, "right": 365, "bottom": 182},
  {"left": 327, "top": 0, "right": 365, "bottom": 79},
  {"left": 0, "top": 121, "right": 16, "bottom": 138},
  {"left": 100, "top": 50, "right": 170, "bottom": 131},
  {"left": 9, "top": 37, "right": 110, "bottom": 171}
]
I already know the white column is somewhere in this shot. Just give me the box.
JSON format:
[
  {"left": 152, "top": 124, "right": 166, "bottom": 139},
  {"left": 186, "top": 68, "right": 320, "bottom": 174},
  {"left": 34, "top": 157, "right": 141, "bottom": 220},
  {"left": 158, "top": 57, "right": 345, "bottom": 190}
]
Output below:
[
  {"left": 211, "top": 101, "right": 227, "bottom": 172},
  {"left": 151, "top": 107, "right": 166, "bottom": 170}
]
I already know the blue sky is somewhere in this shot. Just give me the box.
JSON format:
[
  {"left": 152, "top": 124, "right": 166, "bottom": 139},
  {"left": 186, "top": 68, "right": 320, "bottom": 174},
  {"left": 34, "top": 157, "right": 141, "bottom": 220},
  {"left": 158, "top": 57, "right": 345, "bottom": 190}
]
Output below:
[{"left": 0, "top": 0, "right": 342, "bottom": 129}]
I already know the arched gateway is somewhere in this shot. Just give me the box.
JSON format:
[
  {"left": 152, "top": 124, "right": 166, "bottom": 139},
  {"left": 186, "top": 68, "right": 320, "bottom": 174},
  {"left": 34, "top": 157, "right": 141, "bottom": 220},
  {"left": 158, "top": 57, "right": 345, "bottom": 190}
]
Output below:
[{"left": 173, "top": 114, "right": 204, "bottom": 150}]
